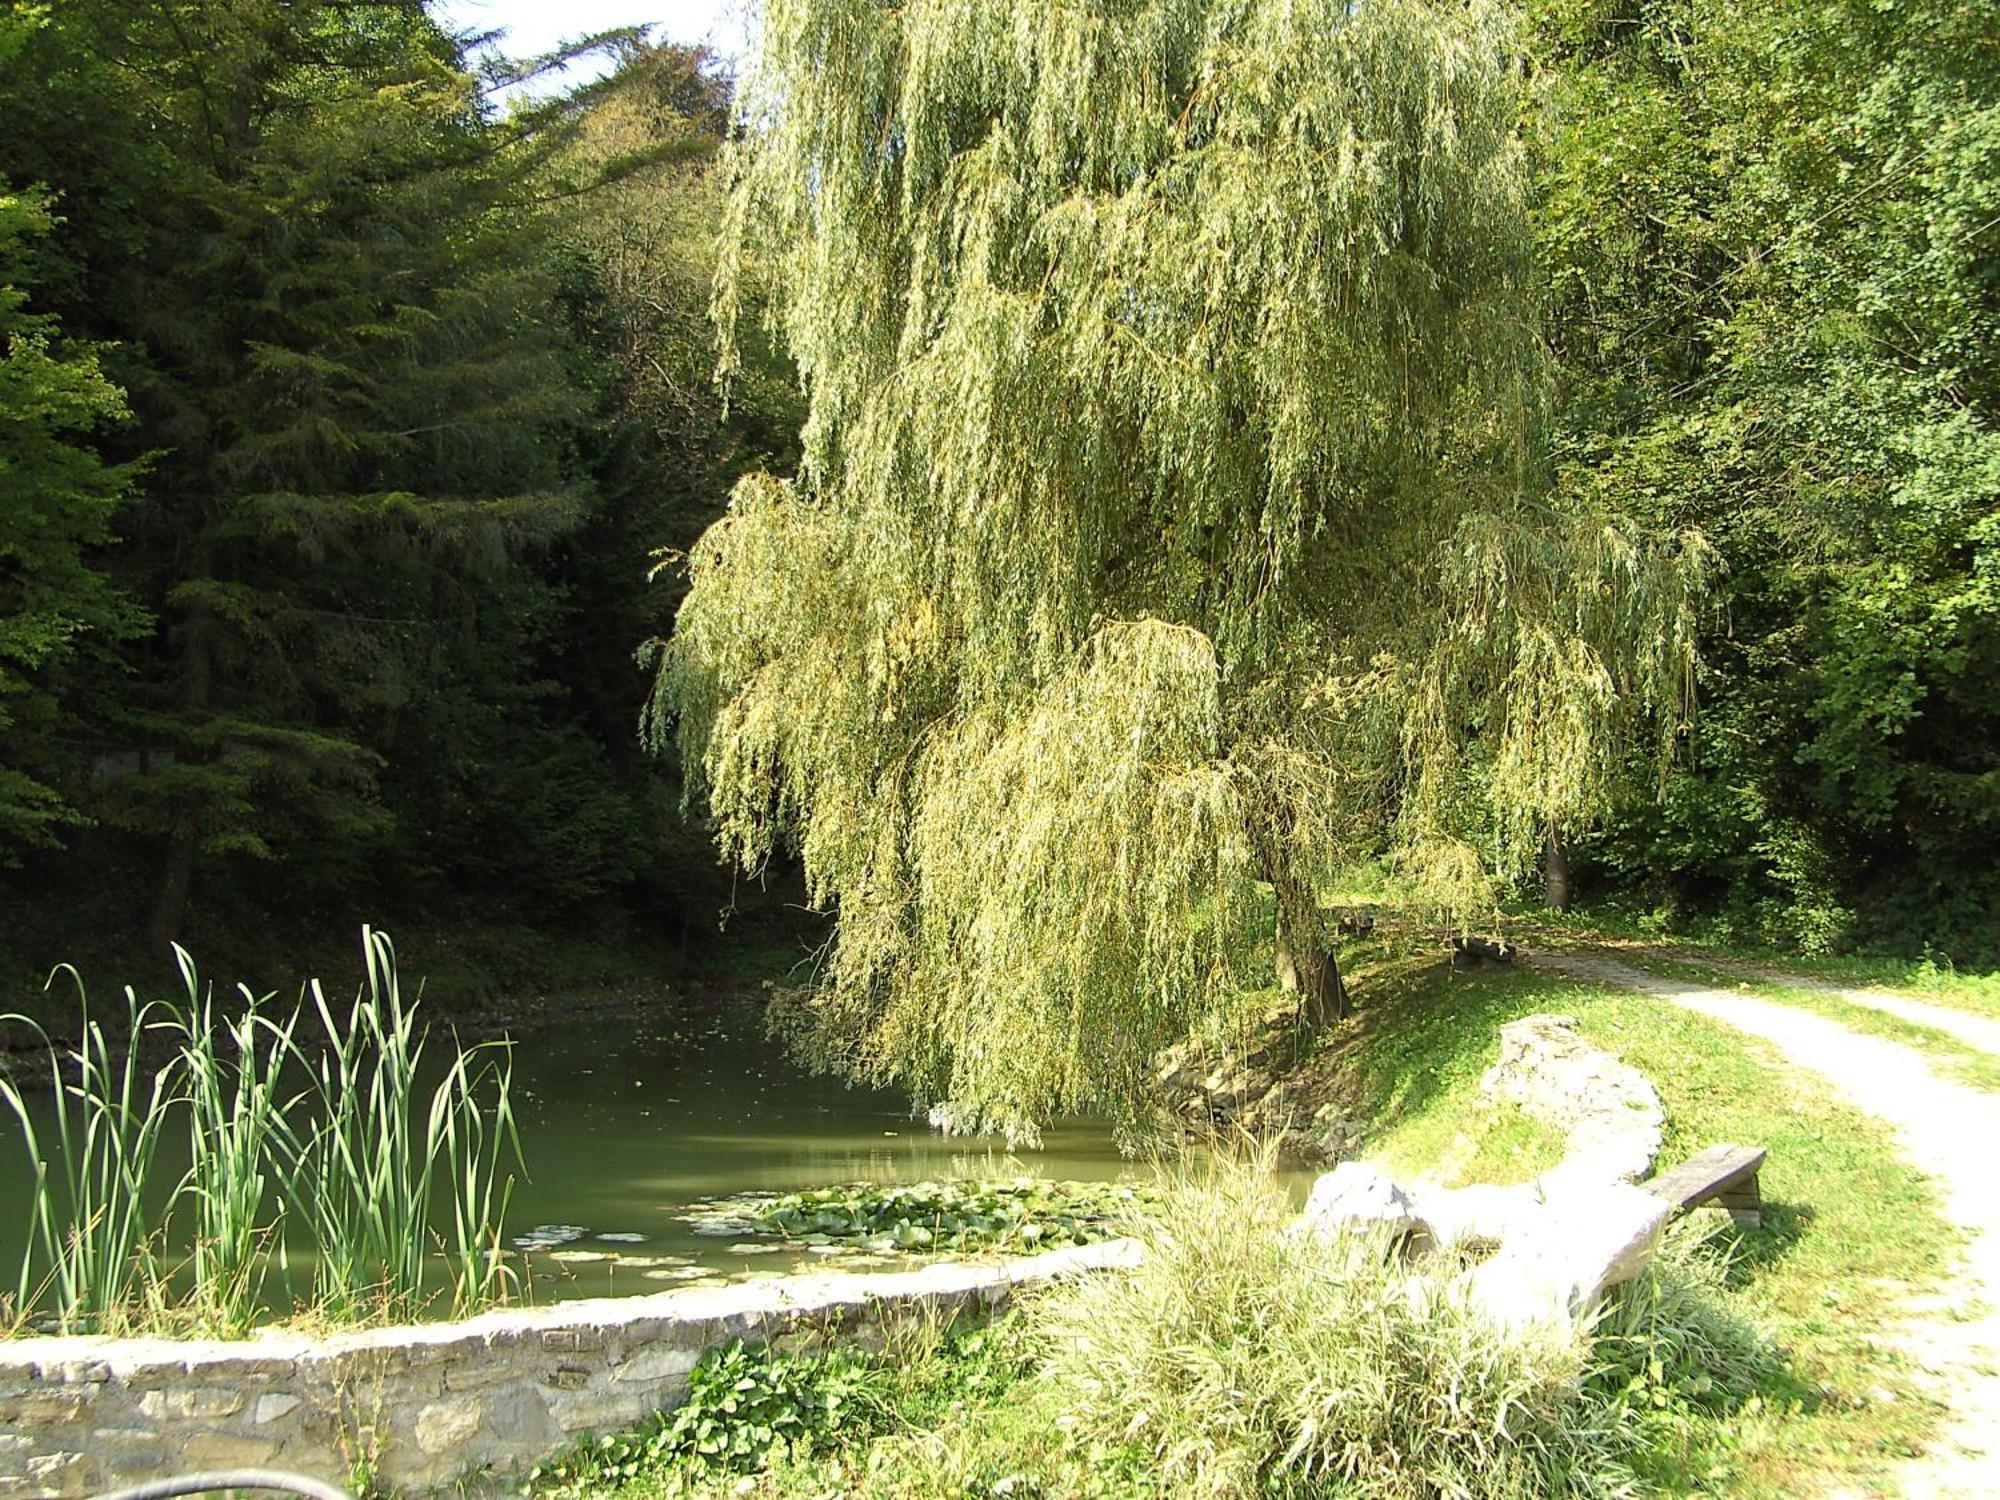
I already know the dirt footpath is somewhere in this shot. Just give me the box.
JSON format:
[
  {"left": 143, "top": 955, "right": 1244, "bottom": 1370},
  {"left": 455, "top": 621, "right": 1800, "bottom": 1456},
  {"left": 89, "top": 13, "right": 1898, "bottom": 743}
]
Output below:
[{"left": 1536, "top": 949, "right": 2000, "bottom": 1499}]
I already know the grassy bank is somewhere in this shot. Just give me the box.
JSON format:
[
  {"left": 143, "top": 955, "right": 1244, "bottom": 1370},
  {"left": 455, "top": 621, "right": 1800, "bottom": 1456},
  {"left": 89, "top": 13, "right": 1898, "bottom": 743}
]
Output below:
[
  {"left": 1329, "top": 951, "right": 1957, "bottom": 1495},
  {"left": 526, "top": 948, "right": 1960, "bottom": 1498}
]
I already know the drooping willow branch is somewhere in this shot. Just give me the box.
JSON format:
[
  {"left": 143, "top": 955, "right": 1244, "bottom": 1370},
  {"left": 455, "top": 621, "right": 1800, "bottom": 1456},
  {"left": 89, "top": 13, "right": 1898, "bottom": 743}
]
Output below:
[{"left": 651, "top": 0, "right": 1706, "bottom": 1140}]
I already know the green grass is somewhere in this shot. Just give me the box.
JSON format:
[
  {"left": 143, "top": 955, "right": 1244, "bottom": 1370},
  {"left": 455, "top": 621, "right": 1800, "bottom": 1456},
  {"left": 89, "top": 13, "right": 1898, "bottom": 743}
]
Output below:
[
  {"left": 1327, "top": 954, "right": 1959, "bottom": 1497},
  {"left": 1371, "top": 1094, "right": 1570, "bottom": 1187},
  {"left": 1573, "top": 949, "right": 2000, "bottom": 1095}
]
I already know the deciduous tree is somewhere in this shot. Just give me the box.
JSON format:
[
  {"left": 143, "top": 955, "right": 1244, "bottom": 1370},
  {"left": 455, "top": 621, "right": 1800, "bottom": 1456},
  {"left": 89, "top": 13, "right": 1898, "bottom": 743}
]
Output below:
[
  {"left": 655, "top": 0, "right": 1705, "bottom": 1138},
  {"left": 0, "top": 184, "right": 140, "bottom": 856}
]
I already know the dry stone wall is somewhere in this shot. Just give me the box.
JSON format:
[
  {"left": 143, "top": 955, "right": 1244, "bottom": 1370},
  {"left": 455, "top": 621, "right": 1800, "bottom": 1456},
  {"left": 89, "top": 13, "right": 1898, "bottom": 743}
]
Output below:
[{"left": 0, "top": 1240, "right": 1140, "bottom": 1498}]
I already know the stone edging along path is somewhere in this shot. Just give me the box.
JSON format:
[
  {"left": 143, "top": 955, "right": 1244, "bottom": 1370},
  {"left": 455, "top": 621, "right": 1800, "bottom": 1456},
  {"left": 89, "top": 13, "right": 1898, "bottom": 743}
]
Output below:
[
  {"left": 1535, "top": 948, "right": 2000, "bottom": 1500},
  {"left": 0, "top": 1239, "right": 1141, "bottom": 1498}
]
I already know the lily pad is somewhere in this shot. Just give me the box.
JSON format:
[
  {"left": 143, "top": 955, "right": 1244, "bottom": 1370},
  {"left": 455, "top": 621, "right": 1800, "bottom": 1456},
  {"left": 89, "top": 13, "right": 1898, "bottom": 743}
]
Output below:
[{"left": 672, "top": 1177, "right": 1159, "bottom": 1258}]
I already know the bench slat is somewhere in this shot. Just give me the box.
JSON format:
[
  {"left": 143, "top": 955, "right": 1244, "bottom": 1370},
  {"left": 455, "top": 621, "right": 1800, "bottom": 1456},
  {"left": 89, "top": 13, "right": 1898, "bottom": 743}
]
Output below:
[{"left": 1643, "top": 1144, "right": 1766, "bottom": 1213}]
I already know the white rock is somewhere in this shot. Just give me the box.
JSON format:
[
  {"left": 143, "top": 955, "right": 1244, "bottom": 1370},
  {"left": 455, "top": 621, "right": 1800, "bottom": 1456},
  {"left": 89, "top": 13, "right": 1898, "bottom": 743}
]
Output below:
[
  {"left": 1296, "top": 1163, "right": 1420, "bottom": 1240},
  {"left": 1483, "top": 1014, "right": 1665, "bottom": 1188},
  {"left": 138, "top": 1387, "right": 243, "bottom": 1421},
  {"left": 1408, "top": 1182, "right": 1539, "bottom": 1247},
  {"left": 1469, "top": 1181, "right": 1671, "bottom": 1329}
]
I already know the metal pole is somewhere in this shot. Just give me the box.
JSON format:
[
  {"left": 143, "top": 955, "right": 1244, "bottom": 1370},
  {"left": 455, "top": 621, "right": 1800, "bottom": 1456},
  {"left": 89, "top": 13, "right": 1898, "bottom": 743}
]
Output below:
[{"left": 90, "top": 1471, "right": 353, "bottom": 1500}]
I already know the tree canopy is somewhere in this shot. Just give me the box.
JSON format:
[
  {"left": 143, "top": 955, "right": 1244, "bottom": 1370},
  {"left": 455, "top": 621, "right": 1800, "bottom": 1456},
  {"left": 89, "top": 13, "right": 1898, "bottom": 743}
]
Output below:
[
  {"left": 0, "top": 3, "right": 790, "bottom": 977},
  {"left": 657, "top": 0, "right": 1706, "bottom": 1139},
  {"left": 0, "top": 184, "right": 140, "bottom": 854},
  {"left": 1530, "top": 0, "right": 2000, "bottom": 956}
]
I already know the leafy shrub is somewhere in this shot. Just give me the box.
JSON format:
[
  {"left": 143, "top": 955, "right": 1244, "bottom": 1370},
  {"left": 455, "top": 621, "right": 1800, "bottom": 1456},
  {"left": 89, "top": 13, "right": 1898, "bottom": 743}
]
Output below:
[{"left": 530, "top": 1340, "right": 887, "bottom": 1494}]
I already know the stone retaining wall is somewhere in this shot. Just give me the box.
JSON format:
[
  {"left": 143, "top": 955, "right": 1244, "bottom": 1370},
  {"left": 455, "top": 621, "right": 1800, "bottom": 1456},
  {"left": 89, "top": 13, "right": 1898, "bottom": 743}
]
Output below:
[{"left": 0, "top": 1241, "right": 1140, "bottom": 1498}]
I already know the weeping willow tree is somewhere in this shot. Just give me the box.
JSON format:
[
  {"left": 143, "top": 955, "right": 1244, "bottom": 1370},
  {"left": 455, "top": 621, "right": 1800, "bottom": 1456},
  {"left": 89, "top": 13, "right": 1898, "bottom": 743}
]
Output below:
[{"left": 649, "top": 0, "right": 1707, "bottom": 1140}]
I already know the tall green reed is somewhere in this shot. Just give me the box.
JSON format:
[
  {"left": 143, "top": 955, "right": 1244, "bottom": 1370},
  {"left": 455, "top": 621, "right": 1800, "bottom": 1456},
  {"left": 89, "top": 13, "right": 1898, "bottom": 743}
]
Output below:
[
  {"left": 168, "top": 949, "right": 303, "bottom": 1335},
  {"left": 285, "top": 929, "right": 522, "bottom": 1320},
  {"left": 1, "top": 929, "right": 523, "bottom": 1336},
  {"left": 0, "top": 972, "right": 181, "bottom": 1334},
  {"left": 430, "top": 1041, "right": 521, "bottom": 1317}
]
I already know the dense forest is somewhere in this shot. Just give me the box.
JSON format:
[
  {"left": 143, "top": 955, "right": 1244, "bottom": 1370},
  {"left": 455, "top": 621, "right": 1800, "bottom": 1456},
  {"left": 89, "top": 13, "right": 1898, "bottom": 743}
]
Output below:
[
  {"left": 0, "top": 1, "right": 800, "bottom": 994},
  {"left": 0, "top": 0, "right": 1994, "bottom": 1011}
]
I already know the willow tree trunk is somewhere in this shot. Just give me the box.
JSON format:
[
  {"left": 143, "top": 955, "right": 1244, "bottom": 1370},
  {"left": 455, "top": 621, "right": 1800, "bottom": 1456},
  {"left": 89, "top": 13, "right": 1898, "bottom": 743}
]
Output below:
[
  {"left": 1543, "top": 824, "right": 1573, "bottom": 913},
  {"left": 1273, "top": 877, "right": 1351, "bottom": 1028}
]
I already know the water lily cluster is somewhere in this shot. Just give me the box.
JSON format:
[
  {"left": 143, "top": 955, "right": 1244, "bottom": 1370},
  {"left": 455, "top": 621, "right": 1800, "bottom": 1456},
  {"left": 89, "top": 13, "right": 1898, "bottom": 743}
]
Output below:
[{"left": 681, "top": 1179, "right": 1160, "bottom": 1256}]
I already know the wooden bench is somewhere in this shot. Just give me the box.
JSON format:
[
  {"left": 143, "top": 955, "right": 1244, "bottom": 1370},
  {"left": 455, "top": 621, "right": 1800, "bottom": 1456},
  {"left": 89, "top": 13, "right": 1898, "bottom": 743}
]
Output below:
[{"left": 1642, "top": 1143, "right": 1767, "bottom": 1228}]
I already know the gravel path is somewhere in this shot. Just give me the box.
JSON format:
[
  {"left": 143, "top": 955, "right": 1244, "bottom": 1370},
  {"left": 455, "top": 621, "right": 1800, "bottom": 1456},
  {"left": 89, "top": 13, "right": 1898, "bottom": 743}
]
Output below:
[
  {"left": 1535, "top": 949, "right": 2000, "bottom": 1499},
  {"left": 1743, "top": 975, "right": 2000, "bottom": 1059}
]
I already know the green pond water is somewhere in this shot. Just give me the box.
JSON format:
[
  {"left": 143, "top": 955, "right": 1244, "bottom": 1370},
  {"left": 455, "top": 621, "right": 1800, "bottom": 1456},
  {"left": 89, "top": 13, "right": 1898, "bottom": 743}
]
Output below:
[
  {"left": 0, "top": 999, "right": 1157, "bottom": 1314},
  {"left": 497, "top": 1002, "right": 1149, "bottom": 1301}
]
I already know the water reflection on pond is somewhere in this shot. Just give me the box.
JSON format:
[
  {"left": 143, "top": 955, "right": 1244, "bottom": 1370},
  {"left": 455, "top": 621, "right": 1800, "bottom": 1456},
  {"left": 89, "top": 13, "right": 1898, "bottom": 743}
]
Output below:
[{"left": 501, "top": 1000, "right": 1145, "bottom": 1302}]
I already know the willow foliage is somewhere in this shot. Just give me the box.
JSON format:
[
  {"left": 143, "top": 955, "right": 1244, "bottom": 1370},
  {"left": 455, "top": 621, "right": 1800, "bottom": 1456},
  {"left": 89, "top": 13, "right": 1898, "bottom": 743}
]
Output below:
[{"left": 654, "top": 0, "right": 1706, "bottom": 1139}]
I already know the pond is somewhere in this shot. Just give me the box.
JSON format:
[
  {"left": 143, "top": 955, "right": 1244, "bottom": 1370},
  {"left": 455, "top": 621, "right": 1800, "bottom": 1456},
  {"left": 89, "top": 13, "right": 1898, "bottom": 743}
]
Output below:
[
  {"left": 0, "top": 996, "right": 1150, "bottom": 1318},
  {"left": 497, "top": 1001, "right": 1147, "bottom": 1301}
]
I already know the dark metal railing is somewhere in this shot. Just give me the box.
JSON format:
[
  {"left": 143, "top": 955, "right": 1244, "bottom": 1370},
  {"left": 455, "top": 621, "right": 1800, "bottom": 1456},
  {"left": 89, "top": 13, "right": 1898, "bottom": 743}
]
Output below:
[{"left": 90, "top": 1472, "right": 353, "bottom": 1500}]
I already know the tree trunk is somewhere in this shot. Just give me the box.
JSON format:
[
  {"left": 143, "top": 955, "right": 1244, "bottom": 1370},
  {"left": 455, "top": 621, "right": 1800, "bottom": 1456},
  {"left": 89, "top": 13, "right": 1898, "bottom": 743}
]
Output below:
[
  {"left": 146, "top": 601, "right": 215, "bottom": 951},
  {"left": 1543, "top": 824, "right": 1573, "bottom": 913},
  {"left": 146, "top": 833, "right": 197, "bottom": 953},
  {"left": 1272, "top": 880, "right": 1351, "bottom": 1027},
  {"left": 1293, "top": 943, "right": 1351, "bottom": 1028},
  {"left": 1274, "top": 912, "right": 1300, "bottom": 993}
]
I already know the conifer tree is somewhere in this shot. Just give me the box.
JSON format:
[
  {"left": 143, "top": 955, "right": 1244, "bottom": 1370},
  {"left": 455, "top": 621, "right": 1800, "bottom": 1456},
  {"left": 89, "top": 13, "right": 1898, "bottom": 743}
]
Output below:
[
  {"left": 0, "top": 185, "right": 140, "bottom": 856},
  {"left": 0, "top": 1, "right": 642, "bottom": 941},
  {"left": 656, "top": 0, "right": 1707, "bottom": 1138}
]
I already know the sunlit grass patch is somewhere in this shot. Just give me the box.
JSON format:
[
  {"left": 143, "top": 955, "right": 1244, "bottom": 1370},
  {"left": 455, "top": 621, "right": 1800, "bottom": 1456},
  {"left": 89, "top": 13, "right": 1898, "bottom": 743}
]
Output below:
[
  {"left": 1569, "top": 947, "right": 2000, "bottom": 1094},
  {"left": 1528, "top": 909, "right": 2000, "bottom": 1022},
  {"left": 1372, "top": 1095, "right": 1570, "bottom": 1187},
  {"left": 1336, "top": 956, "right": 1958, "bottom": 1497}
]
